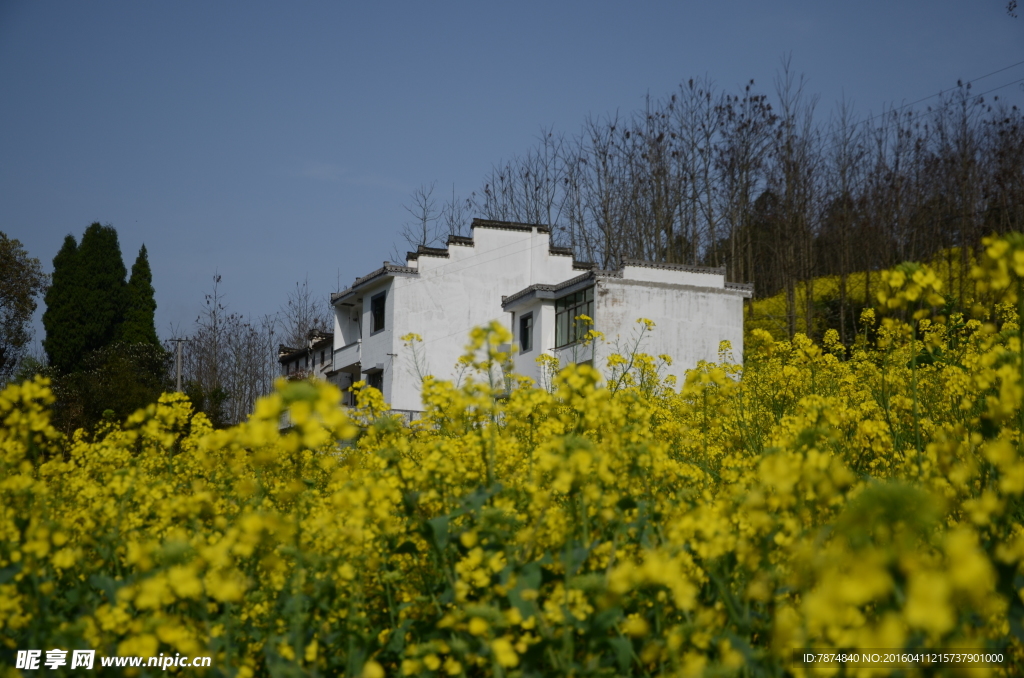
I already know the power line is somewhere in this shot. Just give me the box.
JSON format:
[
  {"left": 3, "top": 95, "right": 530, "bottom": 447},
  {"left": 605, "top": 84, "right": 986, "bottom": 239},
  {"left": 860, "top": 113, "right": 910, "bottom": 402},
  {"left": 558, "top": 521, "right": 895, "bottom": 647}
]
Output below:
[
  {"left": 964, "top": 74, "right": 1024, "bottom": 103},
  {"left": 843, "top": 60, "right": 1024, "bottom": 139},
  {"left": 882, "top": 58, "right": 1024, "bottom": 118},
  {"left": 883, "top": 75, "right": 1024, "bottom": 135},
  {"left": 822, "top": 68, "right": 1024, "bottom": 162}
]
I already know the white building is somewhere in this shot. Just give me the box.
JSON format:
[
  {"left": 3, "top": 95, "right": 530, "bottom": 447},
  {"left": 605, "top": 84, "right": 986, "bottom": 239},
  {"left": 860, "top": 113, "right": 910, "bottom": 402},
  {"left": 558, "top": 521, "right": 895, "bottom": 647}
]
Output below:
[
  {"left": 501, "top": 261, "right": 753, "bottom": 387},
  {"left": 322, "top": 218, "right": 751, "bottom": 414},
  {"left": 279, "top": 330, "right": 334, "bottom": 381}
]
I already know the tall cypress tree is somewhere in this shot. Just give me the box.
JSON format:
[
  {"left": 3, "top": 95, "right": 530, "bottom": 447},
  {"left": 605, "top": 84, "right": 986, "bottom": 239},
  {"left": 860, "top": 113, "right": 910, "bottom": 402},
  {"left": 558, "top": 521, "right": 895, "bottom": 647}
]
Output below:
[
  {"left": 118, "top": 244, "right": 159, "bottom": 345},
  {"left": 44, "top": 223, "right": 129, "bottom": 374},
  {"left": 42, "top": 234, "right": 84, "bottom": 374},
  {"left": 43, "top": 223, "right": 170, "bottom": 431},
  {"left": 76, "top": 223, "right": 128, "bottom": 359}
]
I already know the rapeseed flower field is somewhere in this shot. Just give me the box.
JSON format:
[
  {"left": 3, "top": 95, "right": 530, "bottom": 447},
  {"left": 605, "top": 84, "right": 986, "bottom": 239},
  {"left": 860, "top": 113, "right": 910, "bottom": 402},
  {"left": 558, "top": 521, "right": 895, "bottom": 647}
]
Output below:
[{"left": 4, "top": 235, "right": 1024, "bottom": 676}]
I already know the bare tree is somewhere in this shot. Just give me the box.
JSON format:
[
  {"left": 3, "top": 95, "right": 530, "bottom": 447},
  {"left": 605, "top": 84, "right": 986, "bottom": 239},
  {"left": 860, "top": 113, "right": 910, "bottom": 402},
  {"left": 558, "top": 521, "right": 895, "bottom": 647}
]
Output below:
[
  {"left": 575, "top": 113, "right": 632, "bottom": 267},
  {"left": 392, "top": 183, "right": 442, "bottom": 262},
  {"left": 393, "top": 61, "right": 1024, "bottom": 338},
  {"left": 280, "top": 276, "right": 332, "bottom": 349},
  {"left": 177, "top": 274, "right": 282, "bottom": 427},
  {"left": 440, "top": 184, "right": 472, "bottom": 237},
  {"left": 821, "top": 97, "right": 867, "bottom": 342},
  {"left": 769, "top": 57, "right": 821, "bottom": 337},
  {"left": 716, "top": 81, "right": 776, "bottom": 292}
]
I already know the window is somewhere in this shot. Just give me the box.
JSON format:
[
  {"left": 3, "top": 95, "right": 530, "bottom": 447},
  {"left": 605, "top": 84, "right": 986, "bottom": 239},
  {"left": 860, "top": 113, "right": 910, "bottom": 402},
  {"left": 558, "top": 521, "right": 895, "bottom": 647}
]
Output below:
[
  {"left": 368, "top": 371, "right": 384, "bottom": 391},
  {"left": 555, "top": 287, "right": 594, "bottom": 348},
  {"left": 519, "top": 312, "right": 534, "bottom": 353},
  {"left": 320, "top": 350, "right": 325, "bottom": 364},
  {"left": 371, "top": 292, "right": 386, "bottom": 333}
]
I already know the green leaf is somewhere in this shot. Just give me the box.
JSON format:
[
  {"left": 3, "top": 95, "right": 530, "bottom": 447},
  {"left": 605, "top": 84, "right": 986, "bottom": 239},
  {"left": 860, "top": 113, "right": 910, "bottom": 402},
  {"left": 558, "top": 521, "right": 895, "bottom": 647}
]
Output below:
[
  {"left": 509, "top": 562, "right": 542, "bottom": 618},
  {"left": 426, "top": 515, "right": 450, "bottom": 550},
  {"left": 609, "top": 636, "right": 633, "bottom": 673}
]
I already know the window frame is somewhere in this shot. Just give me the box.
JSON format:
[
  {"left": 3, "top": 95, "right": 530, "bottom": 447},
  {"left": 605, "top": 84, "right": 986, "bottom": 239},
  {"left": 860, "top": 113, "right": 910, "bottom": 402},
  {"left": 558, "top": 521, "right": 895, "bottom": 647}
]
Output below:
[
  {"left": 370, "top": 291, "right": 387, "bottom": 334},
  {"left": 519, "top": 312, "right": 534, "bottom": 353},
  {"left": 554, "top": 286, "right": 594, "bottom": 348}
]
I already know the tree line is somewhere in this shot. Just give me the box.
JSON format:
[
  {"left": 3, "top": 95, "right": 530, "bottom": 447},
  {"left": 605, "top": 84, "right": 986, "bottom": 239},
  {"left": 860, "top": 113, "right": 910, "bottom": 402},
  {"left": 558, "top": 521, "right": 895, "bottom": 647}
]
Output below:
[
  {"left": 173, "top": 275, "right": 330, "bottom": 427},
  {"left": 406, "top": 61, "right": 1024, "bottom": 343},
  {"left": 2, "top": 222, "right": 332, "bottom": 433},
  {"left": 8, "top": 63, "right": 1023, "bottom": 431},
  {"left": 36, "top": 223, "right": 167, "bottom": 433}
]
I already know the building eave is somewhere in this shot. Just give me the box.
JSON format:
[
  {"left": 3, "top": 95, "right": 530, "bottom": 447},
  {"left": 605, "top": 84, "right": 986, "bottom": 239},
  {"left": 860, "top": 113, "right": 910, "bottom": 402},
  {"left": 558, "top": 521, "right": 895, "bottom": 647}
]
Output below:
[
  {"left": 471, "top": 218, "right": 551, "bottom": 234},
  {"left": 405, "top": 245, "right": 451, "bottom": 262},
  {"left": 725, "top": 282, "right": 755, "bottom": 298},
  {"left": 331, "top": 264, "right": 419, "bottom": 305},
  {"left": 447, "top": 234, "right": 474, "bottom": 247},
  {"left": 620, "top": 258, "right": 727, "bottom": 276},
  {"left": 501, "top": 271, "right": 603, "bottom": 311}
]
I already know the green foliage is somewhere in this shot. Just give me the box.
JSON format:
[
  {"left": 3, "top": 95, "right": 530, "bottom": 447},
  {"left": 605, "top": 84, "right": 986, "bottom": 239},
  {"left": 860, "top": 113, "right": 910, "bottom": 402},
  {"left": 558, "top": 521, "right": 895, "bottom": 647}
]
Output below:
[
  {"left": 118, "top": 244, "right": 159, "bottom": 345},
  {"left": 76, "top": 223, "right": 128, "bottom": 360},
  {"left": 11, "top": 353, "right": 45, "bottom": 384},
  {"left": 42, "top": 235, "right": 84, "bottom": 374},
  {"left": 49, "top": 341, "right": 172, "bottom": 435},
  {"left": 0, "top": 232, "right": 48, "bottom": 383},
  {"left": 43, "top": 224, "right": 131, "bottom": 374},
  {"left": 183, "top": 379, "right": 230, "bottom": 429},
  {"left": 42, "top": 223, "right": 168, "bottom": 433}
]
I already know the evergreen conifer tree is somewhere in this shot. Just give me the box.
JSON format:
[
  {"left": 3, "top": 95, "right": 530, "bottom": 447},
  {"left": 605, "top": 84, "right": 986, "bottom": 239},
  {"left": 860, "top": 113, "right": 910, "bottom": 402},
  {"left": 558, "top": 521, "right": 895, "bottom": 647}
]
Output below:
[
  {"left": 118, "top": 244, "right": 159, "bottom": 345},
  {"left": 43, "top": 223, "right": 170, "bottom": 430},
  {"left": 76, "top": 223, "right": 127, "bottom": 360},
  {"left": 43, "top": 223, "right": 130, "bottom": 374},
  {"left": 42, "top": 234, "right": 84, "bottom": 374}
]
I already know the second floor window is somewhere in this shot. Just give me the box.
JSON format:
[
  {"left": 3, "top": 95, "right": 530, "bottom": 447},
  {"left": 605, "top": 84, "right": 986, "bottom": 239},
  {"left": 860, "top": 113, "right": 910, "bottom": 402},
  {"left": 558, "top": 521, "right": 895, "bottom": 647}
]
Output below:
[
  {"left": 555, "top": 287, "right": 594, "bottom": 348},
  {"left": 371, "top": 292, "right": 386, "bottom": 333},
  {"left": 519, "top": 312, "right": 534, "bottom": 353}
]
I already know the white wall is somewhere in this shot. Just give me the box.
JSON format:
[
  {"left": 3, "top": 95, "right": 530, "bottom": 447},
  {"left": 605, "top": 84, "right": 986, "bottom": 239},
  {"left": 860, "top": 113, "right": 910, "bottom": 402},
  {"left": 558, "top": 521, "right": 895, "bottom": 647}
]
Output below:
[
  {"left": 593, "top": 278, "right": 744, "bottom": 385},
  {"left": 332, "top": 226, "right": 746, "bottom": 411},
  {"left": 510, "top": 299, "right": 557, "bottom": 386},
  {"left": 357, "top": 279, "right": 395, "bottom": 404},
  {"left": 508, "top": 275, "right": 746, "bottom": 388},
  {"left": 621, "top": 263, "right": 726, "bottom": 288},
  {"left": 384, "top": 226, "right": 577, "bottom": 411},
  {"left": 334, "top": 304, "right": 361, "bottom": 347}
]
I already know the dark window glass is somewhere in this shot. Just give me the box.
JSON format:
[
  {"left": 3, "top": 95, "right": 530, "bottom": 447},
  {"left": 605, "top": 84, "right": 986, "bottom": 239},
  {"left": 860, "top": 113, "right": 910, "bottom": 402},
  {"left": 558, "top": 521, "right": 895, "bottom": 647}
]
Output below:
[
  {"left": 368, "top": 371, "right": 384, "bottom": 391},
  {"left": 371, "top": 292, "right": 386, "bottom": 333},
  {"left": 554, "top": 287, "right": 594, "bottom": 348},
  {"left": 320, "top": 350, "right": 325, "bottom": 364},
  {"left": 519, "top": 313, "right": 534, "bottom": 353}
]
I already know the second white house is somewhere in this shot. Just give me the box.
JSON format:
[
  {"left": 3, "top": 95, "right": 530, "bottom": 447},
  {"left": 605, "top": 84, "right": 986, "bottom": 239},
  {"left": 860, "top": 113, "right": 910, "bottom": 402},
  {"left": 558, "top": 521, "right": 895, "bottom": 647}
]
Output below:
[{"left": 325, "top": 218, "right": 751, "bottom": 414}]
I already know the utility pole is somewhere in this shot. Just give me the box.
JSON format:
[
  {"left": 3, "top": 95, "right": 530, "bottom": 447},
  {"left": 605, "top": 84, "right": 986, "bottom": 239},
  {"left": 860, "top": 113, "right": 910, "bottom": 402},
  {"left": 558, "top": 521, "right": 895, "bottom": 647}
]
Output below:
[{"left": 169, "top": 338, "right": 187, "bottom": 392}]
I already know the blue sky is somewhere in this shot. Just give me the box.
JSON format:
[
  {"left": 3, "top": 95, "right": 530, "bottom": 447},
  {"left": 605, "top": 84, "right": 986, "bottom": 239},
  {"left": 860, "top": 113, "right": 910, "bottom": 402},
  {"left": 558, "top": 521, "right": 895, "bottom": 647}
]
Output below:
[{"left": 1, "top": 1, "right": 1022, "bottom": 348}]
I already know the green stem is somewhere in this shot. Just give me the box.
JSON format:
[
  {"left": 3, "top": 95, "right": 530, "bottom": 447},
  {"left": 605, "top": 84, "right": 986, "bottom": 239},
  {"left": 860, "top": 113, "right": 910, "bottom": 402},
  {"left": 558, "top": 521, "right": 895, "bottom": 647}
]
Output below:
[{"left": 912, "top": 323, "right": 922, "bottom": 469}]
